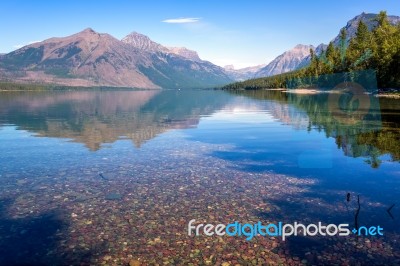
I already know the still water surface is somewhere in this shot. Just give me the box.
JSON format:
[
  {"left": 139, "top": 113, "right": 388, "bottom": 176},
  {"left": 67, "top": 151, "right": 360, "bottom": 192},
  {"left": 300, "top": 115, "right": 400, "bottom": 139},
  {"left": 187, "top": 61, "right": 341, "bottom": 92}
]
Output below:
[{"left": 0, "top": 89, "right": 399, "bottom": 265}]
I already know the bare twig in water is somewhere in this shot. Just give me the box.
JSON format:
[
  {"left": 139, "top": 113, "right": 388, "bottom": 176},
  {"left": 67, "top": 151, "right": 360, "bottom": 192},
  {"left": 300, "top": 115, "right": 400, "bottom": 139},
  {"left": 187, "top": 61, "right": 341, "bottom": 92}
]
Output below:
[
  {"left": 344, "top": 193, "right": 350, "bottom": 214},
  {"left": 354, "top": 195, "right": 361, "bottom": 231},
  {"left": 99, "top": 172, "right": 108, "bottom": 180},
  {"left": 387, "top": 203, "right": 395, "bottom": 220}
]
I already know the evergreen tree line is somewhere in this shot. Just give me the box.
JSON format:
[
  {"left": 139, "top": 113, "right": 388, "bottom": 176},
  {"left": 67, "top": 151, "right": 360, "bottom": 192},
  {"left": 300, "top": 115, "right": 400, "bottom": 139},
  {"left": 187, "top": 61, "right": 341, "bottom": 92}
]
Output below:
[{"left": 223, "top": 11, "right": 400, "bottom": 90}]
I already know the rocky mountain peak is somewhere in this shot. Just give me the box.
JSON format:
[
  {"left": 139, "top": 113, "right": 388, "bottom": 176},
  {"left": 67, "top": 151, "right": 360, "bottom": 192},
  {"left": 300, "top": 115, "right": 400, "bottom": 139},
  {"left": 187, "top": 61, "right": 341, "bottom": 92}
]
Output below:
[
  {"left": 224, "top": 65, "right": 235, "bottom": 70},
  {"left": 82, "top": 27, "right": 96, "bottom": 33},
  {"left": 121, "top": 32, "right": 169, "bottom": 53},
  {"left": 123, "top": 31, "right": 151, "bottom": 41},
  {"left": 224, "top": 64, "right": 267, "bottom": 81},
  {"left": 293, "top": 44, "right": 313, "bottom": 50},
  {"left": 332, "top": 13, "right": 400, "bottom": 45},
  {"left": 72, "top": 28, "right": 102, "bottom": 38},
  {"left": 167, "top": 46, "right": 201, "bottom": 61},
  {"left": 255, "top": 44, "right": 315, "bottom": 77},
  {"left": 122, "top": 32, "right": 203, "bottom": 62}
]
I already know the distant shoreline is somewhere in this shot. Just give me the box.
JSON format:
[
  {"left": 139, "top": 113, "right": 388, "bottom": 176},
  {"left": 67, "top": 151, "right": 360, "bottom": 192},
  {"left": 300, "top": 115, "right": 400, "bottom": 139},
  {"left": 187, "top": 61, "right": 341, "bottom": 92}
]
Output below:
[
  {"left": 220, "top": 86, "right": 400, "bottom": 98},
  {"left": 0, "top": 81, "right": 224, "bottom": 91},
  {"left": 283, "top": 88, "right": 400, "bottom": 98},
  {"left": 375, "top": 92, "right": 400, "bottom": 99},
  {"left": 0, "top": 82, "right": 160, "bottom": 91},
  {"left": 1, "top": 82, "right": 399, "bottom": 99}
]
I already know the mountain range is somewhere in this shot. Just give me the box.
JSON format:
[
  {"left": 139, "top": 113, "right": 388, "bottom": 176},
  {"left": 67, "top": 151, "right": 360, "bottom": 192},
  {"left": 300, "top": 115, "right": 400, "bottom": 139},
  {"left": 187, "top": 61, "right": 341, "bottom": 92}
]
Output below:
[
  {"left": 254, "top": 44, "right": 315, "bottom": 78},
  {"left": 0, "top": 29, "right": 231, "bottom": 89},
  {"left": 332, "top": 12, "right": 400, "bottom": 46},
  {"left": 223, "top": 64, "right": 266, "bottom": 81},
  {"left": 0, "top": 13, "right": 399, "bottom": 88},
  {"left": 253, "top": 12, "right": 400, "bottom": 78}
]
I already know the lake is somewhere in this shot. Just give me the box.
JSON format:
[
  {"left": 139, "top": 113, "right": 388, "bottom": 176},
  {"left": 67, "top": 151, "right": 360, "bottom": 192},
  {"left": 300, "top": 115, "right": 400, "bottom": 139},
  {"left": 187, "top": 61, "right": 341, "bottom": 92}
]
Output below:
[{"left": 0, "top": 89, "right": 399, "bottom": 265}]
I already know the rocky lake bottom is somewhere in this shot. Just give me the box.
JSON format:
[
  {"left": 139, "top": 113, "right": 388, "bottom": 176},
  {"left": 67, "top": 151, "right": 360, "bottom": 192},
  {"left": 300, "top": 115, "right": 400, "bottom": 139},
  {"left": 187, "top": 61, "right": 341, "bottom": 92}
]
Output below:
[{"left": 0, "top": 90, "right": 399, "bottom": 265}]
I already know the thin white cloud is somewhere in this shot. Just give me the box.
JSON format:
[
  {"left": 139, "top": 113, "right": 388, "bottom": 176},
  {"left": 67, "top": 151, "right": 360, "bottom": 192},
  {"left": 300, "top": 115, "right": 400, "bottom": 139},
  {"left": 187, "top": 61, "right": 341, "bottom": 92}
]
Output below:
[
  {"left": 13, "top": 40, "right": 41, "bottom": 49},
  {"left": 162, "top": 17, "right": 201, "bottom": 24}
]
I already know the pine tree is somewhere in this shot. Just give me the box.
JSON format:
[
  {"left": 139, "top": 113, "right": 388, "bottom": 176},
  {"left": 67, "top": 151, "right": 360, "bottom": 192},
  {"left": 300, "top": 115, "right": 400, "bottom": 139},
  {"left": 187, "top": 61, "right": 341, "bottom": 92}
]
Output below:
[
  {"left": 386, "top": 23, "right": 400, "bottom": 87},
  {"left": 325, "top": 42, "right": 338, "bottom": 72},
  {"left": 372, "top": 11, "right": 398, "bottom": 87},
  {"left": 348, "top": 20, "right": 373, "bottom": 70},
  {"left": 338, "top": 28, "right": 348, "bottom": 72}
]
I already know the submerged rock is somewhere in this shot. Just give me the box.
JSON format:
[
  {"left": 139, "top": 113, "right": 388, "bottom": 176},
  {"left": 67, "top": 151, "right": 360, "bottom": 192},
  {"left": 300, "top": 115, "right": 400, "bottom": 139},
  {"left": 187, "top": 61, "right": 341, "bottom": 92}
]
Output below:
[
  {"left": 129, "top": 259, "right": 141, "bottom": 266},
  {"left": 105, "top": 193, "right": 123, "bottom": 200}
]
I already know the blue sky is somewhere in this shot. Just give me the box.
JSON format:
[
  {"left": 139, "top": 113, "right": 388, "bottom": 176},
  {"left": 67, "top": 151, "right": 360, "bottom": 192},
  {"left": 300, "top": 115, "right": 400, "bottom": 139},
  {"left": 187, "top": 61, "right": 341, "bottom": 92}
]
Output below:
[{"left": 1, "top": 0, "right": 399, "bottom": 68}]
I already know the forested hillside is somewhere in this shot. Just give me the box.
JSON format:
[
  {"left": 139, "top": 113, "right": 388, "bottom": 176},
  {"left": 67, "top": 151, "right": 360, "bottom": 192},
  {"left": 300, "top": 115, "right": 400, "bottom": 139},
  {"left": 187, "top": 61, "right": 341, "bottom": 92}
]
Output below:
[{"left": 223, "top": 12, "right": 400, "bottom": 90}]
